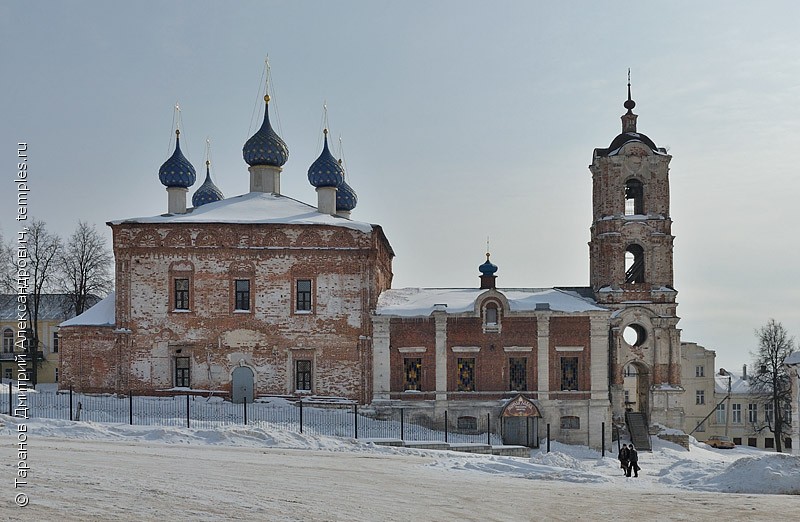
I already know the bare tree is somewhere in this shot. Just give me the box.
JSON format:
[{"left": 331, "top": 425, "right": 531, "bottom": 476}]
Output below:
[
  {"left": 0, "top": 230, "right": 15, "bottom": 293},
  {"left": 749, "top": 319, "right": 795, "bottom": 452},
  {"left": 59, "top": 221, "right": 113, "bottom": 315},
  {"left": 25, "top": 218, "right": 63, "bottom": 386}
]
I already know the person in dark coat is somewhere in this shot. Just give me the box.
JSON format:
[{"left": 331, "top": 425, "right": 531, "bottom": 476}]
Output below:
[
  {"left": 618, "top": 444, "right": 629, "bottom": 475},
  {"left": 627, "top": 444, "right": 640, "bottom": 477}
]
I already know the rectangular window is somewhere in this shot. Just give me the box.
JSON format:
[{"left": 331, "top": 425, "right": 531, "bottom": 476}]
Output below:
[
  {"left": 52, "top": 331, "right": 59, "bottom": 353},
  {"left": 561, "top": 356, "right": 578, "bottom": 391},
  {"left": 765, "top": 437, "right": 774, "bottom": 449},
  {"left": 765, "top": 403, "right": 774, "bottom": 424},
  {"left": 54, "top": 367, "right": 59, "bottom": 382},
  {"left": 3, "top": 368, "right": 11, "bottom": 380},
  {"left": 695, "top": 421, "right": 705, "bottom": 432},
  {"left": 403, "top": 358, "right": 422, "bottom": 391},
  {"left": 748, "top": 403, "right": 758, "bottom": 423},
  {"left": 731, "top": 403, "right": 741, "bottom": 423},
  {"left": 174, "top": 278, "right": 190, "bottom": 310},
  {"left": 624, "top": 390, "right": 630, "bottom": 403},
  {"left": 733, "top": 437, "right": 742, "bottom": 446},
  {"left": 235, "top": 279, "right": 251, "bottom": 311},
  {"left": 695, "top": 365, "right": 704, "bottom": 377},
  {"left": 296, "top": 279, "right": 312, "bottom": 312},
  {"left": 509, "top": 357, "right": 527, "bottom": 391},
  {"left": 175, "top": 357, "right": 190, "bottom": 388},
  {"left": 296, "top": 360, "right": 312, "bottom": 391},
  {"left": 716, "top": 403, "right": 726, "bottom": 424},
  {"left": 748, "top": 437, "right": 757, "bottom": 447},
  {"left": 457, "top": 358, "right": 475, "bottom": 392},
  {"left": 696, "top": 390, "right": 705, "bottom": 405},
  {"left": 2, "top": 329, "right": 13, "bottom": 353},
  {"left": 560, "top": 416, "right": 580, "bottom": 429}
]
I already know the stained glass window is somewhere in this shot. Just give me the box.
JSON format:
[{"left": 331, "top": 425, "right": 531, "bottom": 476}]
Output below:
[
  {"left": 457, "top": 358, "right": 475, "bottom": 392},
  {"left": 404, "top": 358, "right": 422, "bottom": 391},
  {"left": 561, "top": 356, "right": 578, "bottom": 391},
  {"left": 509, "top": 358, "right": 527, "bottom": 391}
]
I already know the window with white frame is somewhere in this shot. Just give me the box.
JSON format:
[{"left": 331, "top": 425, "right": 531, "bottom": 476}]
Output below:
[
  {"left": 748, "top": 403, "right": 758, "bottom": 423},
  {"left": 52, "top": 330, "right": 59, "bottom": 353},
  {"left": 696, "top": 390, "right": 705, "bottom": 405},
  {"left": 765, "top": 403, "right": 774, "bottom": 424},
  {"left": 731, "top": 403, "right": 741, "bottom": 423},
  {"left": 716, "top": 403, "right": 726, "bottom": 424},
  {"left": 695, "top": 365, "right": 704, "bottom": 377},
  {"left": 2, "top": 329, "right": 13, "bottom": 353}
]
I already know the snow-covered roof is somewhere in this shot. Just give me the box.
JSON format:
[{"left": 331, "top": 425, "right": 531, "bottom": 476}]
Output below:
[
  {"left": 60, "top": 292, "right": 116, "bottom": 327},
  {"left": 0, "top": 294, "right": 99, "bottom": 321},
  {"left": 108, "top": 191, "right": 373, "bottom": 233},
  {"left": 376, "top": 287, "right": 605, "bottom": 317},
  {"left": 714, "top": 369, "right": 751, "bottom": 395},
  {"left": 785, "top": 351, "right": 800, "bottom": 366}
]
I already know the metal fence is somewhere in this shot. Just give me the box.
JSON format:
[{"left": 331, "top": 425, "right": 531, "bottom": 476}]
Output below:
[{"left": 1, "top": 387, "right": 502, "bottom": 444}]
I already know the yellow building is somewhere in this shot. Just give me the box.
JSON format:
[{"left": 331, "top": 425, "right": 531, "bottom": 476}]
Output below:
[{"left": 1, "top": 294, "right": 98, "bottom": 386}]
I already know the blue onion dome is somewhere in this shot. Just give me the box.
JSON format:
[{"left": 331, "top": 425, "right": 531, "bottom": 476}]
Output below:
[
  {"left": 159, "top": 129, "right": 196, "bottom": 188},
  {"left": 192, "top": 161, "right": 224, "bottom": 207},
  {"left": 243, "top": 95, "right": 289, "bottom": 167},
  {"left": 479, "top": 253, "right": 498, "bottom": 276},
  {"left": 336, "top": 178, "right": 357, "bottom": 212},
  {"left": 307, "top": 129, "right": 344, "bottom": 188}
]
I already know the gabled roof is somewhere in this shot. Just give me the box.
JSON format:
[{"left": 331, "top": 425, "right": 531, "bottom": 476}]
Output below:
[
  {"left": 376, "top": 287, "right": 605, "bottom": 317},
  {"left": 108, "top": 191, "right": 374, "bottom": 233},
  {"left": 60, "top": 292, "right": 115, "bottom": 327},
  {"left": 0, "top": 294, "right": 99, "bottom": 322}
]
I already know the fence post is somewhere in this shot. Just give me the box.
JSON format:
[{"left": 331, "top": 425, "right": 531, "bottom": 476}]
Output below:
[
  {"left": 487, "top": 413, "right": 491, "bottom": 446},
  {"left": 299, "top": 400, "right": 303, "bottom": 434},
  {"left": 244, "top": 399, "right": 248, "bottom": 426},
  {"left": 400, "top": 408, "right": 404, "bottom": 441},
  {"left": 354, "top": 403, "right": 358, "bottom": 439},
  {"left": 444, "top": 411, "right": 448, "bottom": 443},
  {"left": 602, "top": 421, "right": 606, "bottom": 457},
  {"left": 186, "top": 394, "right": 190, "bottom": 429},
  {"left": 69, "top": 386, "right": 73, "bottom": 421},
  {"left": 8, "top": 384, "right": 12, "bottom": 416},
  {"left": 547, "top": 423, "right": 551, "bottom": 453},
  {"left": 129, "top": 392, "right": 133, "bottom": 425}
]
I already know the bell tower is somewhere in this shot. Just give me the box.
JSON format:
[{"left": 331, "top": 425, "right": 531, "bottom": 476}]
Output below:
[{"left": 588, "top": 74, "right": 684, "bottom": 429}]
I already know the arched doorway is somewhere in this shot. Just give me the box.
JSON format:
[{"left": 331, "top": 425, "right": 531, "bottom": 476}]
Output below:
[
  {"left": 622, "top": 361, "right": 650, "bottom": 421},
  {"left": 501, "top": 394, "right": 541, "bottom": 447},
  {"left": 231, "top": 366, "right": 254, "bottom": 404}
]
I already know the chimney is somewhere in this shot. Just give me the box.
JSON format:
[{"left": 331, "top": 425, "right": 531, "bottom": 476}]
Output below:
[
  {"left": 317, "top": 186, "right": 337, "bottom": 216},
  {"left": 742, "top": 364, "right": 747, "bottom": 381}
]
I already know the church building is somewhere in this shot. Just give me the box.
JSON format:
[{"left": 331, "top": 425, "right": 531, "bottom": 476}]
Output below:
[
  {"left": 59, "top": 93, "right": 394, "bottom": 404},
  {"left": 61, "top": 76, "right": 687, "bottom": 448}
]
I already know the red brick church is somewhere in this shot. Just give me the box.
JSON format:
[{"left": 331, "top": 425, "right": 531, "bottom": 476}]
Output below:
[{"left": 61, "top": 79, "right": 685, "bottom": 447}]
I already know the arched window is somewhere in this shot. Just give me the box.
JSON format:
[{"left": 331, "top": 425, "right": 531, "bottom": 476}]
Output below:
[
  {"left": 625, "top": 179, "right": 644, "bottom": 215},
  {"left": 2, "top": 329, "right": 13, "bottom": 353},
  {"left": 625, "top": 244, "right": 645, "bottom": 283},
  {"left": 485, "top": 303, "right": 498, "bottom": 325}
]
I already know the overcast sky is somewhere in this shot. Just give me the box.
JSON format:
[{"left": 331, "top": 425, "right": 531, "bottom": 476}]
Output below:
[{"left": 2, "top": 1, "right": 799, "bottom": 372}]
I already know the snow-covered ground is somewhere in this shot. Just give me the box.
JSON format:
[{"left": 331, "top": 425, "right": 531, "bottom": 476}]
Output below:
[{"left": 1, "top": 415, "right": 798, "bottom": 521}]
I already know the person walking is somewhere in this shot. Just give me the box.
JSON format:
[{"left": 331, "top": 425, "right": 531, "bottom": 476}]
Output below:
[
  {"left": 618, "top": 444, "right": 629, "bottom": 476},
  {"left": 627, "top": 444, "right": 640, "bottom": 478}
]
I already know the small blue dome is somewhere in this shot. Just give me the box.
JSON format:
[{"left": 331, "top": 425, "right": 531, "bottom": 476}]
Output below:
[
  {"left": 159, "top": 131, "right": 196, "bottom": 188},
  {"left": 336, "top": 180, "right": 357, "bottom": 212},
  {"left": 479, "top": 253, "right": 498, "bottom": 276},
  {"left": 308, "top": 132, "right": 344, "bottom": 188},
  {"left": 243, "top": 97, "right": 289, "bottom": 167},
  {"left": 192, "top": 163, "right": 224, "bottom": 207}
]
